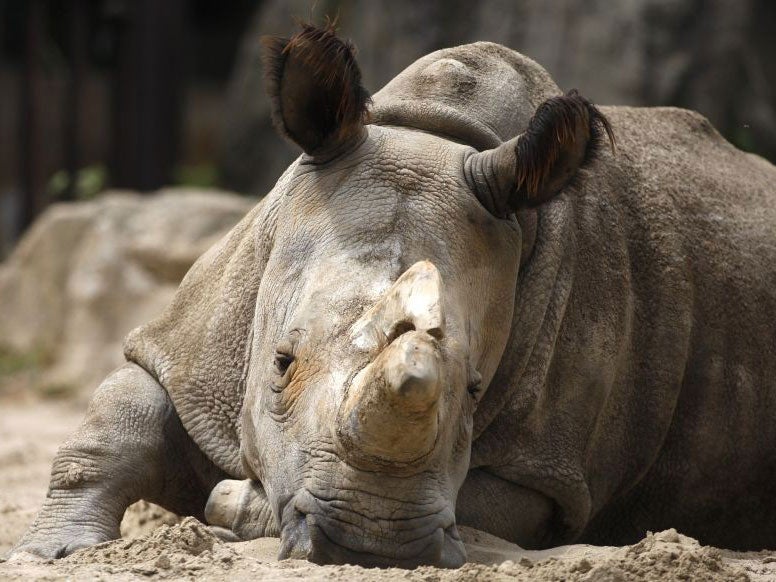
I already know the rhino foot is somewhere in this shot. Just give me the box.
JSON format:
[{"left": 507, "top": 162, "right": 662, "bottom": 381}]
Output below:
[
  {"left": 12, "top": 525, "right": 112, "bottom": 560},
  {"left": 12, "top": 363, "right": 224, "bottom": 560},
  {"left": 205, "top": 479, "right": 279, "bottom": 540},
  {"left": 9, "top": 533, "right": 111, "bottom": 561}
]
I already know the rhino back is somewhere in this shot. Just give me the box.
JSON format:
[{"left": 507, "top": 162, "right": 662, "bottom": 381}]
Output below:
[
  {"left": 585, "top": 106, "right": 776, "bottom": 546},
  {"left": 473, "top": 104, "right": 776, "bottom": 548}
]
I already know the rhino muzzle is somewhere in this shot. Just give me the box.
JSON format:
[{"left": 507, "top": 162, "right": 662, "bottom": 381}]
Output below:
[
  {"left": 278, "top": 488, "right": 466, "bottom": 568},
  {"left": 337, "top": 261, "right": 447, "bottom": 466},
  {"left": 272, "top": 261, "right": 466, "bottom": 568}
]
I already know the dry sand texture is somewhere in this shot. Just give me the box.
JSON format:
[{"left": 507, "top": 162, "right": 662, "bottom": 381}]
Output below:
[{"left": 2, "top": 398, "right": 776, "bottom": 581}]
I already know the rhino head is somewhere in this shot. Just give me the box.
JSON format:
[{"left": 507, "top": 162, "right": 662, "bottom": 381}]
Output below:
[{"left": 235, "top": 24, "right": 612, "bottom": 568}]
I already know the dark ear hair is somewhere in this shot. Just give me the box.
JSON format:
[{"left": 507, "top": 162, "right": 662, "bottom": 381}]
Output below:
[
  {"left": 261, "top": 23, "right": 371, "bottom": 157},
  {"left": 464, "top": 90, "right": 615, "bottom": 217}
]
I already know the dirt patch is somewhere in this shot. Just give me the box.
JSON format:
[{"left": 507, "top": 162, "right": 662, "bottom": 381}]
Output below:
[
  {"left": 486, "top": 529, "right": 752, "bottom": 581},
  {"left": 0, "top": 399, "right": 83, "bottom": 557},
  {"left": 2, "top": 398, "right": 776, "bottom": 581},
  {"left": 64, "top": 518, "right": 235, "bottom": 578},
  {"left": 2, "top": 519, "right": 765, "bottom": 581}
]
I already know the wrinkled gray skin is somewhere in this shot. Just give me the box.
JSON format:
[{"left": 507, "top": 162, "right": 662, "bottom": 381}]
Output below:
[{"left": 13, "top": 38, "right": 776, "bottom": 568}]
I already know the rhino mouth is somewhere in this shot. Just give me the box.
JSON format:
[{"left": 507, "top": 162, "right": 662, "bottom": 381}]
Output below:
[{"left": 277, "top": 488, "right": 466, "bottom": 568}]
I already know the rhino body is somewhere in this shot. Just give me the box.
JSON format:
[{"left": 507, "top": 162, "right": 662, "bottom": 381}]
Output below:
[{"left": 13, "top": 27, "right": 776, "bottom": 567}]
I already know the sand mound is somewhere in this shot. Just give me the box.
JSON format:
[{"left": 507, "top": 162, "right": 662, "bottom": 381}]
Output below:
[
  {"left": 7, "top": 520, "right": 749, "bottom": 582},
  {"left": 449, "top": 529, "right": 749, "bottom": 582},
  {"left": 3, "top": 515, "right": 773, "bottom": 581},
  {"left": 65, "top": 518, "right": 237, "bottom": 577}
]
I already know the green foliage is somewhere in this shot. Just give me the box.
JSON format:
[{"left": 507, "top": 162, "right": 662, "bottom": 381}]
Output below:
[
  {"left": 0, "top": 345, "right": 47, "bottom": 377},
  {"left": 729, "top": 127, "right": 757, "bottom": 154},
  {"left": 36, "top": 382, "right": 78, "bottom": 399},
  {"left": 77, "top": 165, "right": 109, "bottom": 199},
  {"left": 46, "top": 165, "right": 108, "bottom": 201},
  {"left": 46, "top": 170, "right": 70, "bottom": 199},
  {"left": 173, "top": 163, "right": 220, "bottom": 188},
  {"left": 0, "top": 345, "right": 75, "bottom": 399}
]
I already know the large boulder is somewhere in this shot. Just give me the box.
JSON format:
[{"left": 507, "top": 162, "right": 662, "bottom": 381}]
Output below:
[
  {"left": 0, "top": 189, "right": 254, "bottom": 398},
  {"left": 219, "top": 0, "right": 776, "bottom": 195}
]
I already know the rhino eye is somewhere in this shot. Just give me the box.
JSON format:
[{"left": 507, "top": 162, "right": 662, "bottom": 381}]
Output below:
[
  {"left": 274, "top": 353, "right": 295, "bottom": 375},
  {"left": 467, "top": 367, "right": 483, "bottom": 401}
]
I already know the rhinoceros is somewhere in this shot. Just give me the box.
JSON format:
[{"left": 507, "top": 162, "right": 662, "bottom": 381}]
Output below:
[{"left": 13, "top": 24, "right": 776, "bottom": 568}]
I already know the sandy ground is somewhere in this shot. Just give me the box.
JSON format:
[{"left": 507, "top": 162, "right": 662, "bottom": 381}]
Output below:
[{"left": 2, "top": 397, "right": 776, "bottom": 581}]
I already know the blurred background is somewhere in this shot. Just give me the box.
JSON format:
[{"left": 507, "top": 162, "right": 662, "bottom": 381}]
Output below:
[
  {"left": 0, "top": 0, "right": 774, "bottom": 402},
  {"left": 1, "top": 0, "right": 775, "bottom": 256}
]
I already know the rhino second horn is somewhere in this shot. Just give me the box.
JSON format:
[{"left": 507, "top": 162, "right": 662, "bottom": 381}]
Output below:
[
  {"left": 338, "top": 330, "right": 442, "bottom": 466},
  {"left": 351, "top": 260, "right": 446, "bottom": 352}
]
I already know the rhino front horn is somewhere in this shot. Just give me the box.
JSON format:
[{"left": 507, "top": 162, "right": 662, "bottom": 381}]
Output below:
[{"left": 338, "top": 261, "right": 446, "bottom": 467}]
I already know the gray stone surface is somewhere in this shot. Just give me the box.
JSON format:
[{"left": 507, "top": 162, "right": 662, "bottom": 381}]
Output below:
[
  {"left": 0, "top": 189, "right": 254, "bottom": 397},
  {"left": 219, "top": 0, "right": 776, "bottom": 195}
]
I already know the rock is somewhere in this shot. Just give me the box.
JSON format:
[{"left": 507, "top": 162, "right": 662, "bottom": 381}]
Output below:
[
  {"left": 0, "top": 189, "right": 254, "bottom": 399},
  {"left": 219, "top": 0, "right": 776, "bottom": 196}
]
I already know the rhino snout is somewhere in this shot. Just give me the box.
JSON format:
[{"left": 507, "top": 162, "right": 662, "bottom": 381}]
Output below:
[
  {"left": 336, "top": 261, "right": 449, "bottom": 468},
  {"left": 278, "top": 490, "right": 466, "bottom": 568},
  {"left": 337, "top": 329, "right": 443, "bottom": 466}
]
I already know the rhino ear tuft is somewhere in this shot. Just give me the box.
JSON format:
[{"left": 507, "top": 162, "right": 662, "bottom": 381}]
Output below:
[
  {"left": 261, "top": 23, "right": 371, "bottom": 157},
  {"left": 511, "top": 90, "right": 615, "bottom": 208},
  {"left": 465, "top": 90, "right": 615, "bottom": 216}
]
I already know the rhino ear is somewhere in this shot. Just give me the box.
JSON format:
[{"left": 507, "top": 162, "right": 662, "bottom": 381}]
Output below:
[
  {"left": 261, "top": 23, "right": 371, "bottom": 157},
  {"left": 464, "top": 90, "right": 615, "bottom": 217}
]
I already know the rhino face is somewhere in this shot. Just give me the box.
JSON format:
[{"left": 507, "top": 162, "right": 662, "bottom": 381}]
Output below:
[
  {"left": 240, "top": 24, "right": 612, "bottom": 568},
  {"left": 241, "top": 124, "right": 520, "bottom": 567}
]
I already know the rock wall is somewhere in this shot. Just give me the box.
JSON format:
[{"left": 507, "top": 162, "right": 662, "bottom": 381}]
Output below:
[
  {"left": 219, "top": 0, "right": 776, "bottom": 195},
  {"left": 0, "top": 189, "right": 254, "bottom": 398}
]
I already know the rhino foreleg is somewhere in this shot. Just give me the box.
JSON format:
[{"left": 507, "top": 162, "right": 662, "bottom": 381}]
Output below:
[
  {"left": 12, "top": 362, "right": 222, "bottom": 559},
  {"left": 205, "top": 479, "right": 279, "bottom": 540},
  {"left": 456, "top": 468, "right": 555, "bottom": 549}
]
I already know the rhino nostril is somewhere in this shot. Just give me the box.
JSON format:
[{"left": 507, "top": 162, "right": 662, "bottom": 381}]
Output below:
[
  {"left": 426, "top": 326, "right": 443, "bottom": 340},
  {"left": 278, "top": 510, "right": 312, "bottom": 561},
  {"left": 350, "top": 261, "right": 446, "bottom": 352},
  {"left": 387, "top": 320, "right": 415, "bottom": 344},
  {"left": 386, "top": 321, "right": 444, "bottom": 347}
]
